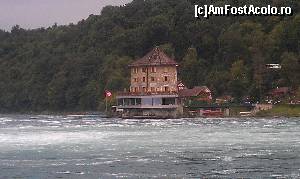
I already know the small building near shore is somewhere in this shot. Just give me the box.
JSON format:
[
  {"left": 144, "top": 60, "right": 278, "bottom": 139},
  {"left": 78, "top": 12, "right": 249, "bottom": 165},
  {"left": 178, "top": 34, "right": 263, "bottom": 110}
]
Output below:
[
  {"left": 179, "top": 86, "right": 212, "bottom": 105},
  {"left": 266, "top": 87, "right": 291, "bottom": 104},
  {"left": 269, "top": 87, "right": 290, "bottom": 97},
  {"left": 116, "top": 47, "right": 182, "bottom": 118},
  {"left": 266, "top": 64, "right": 281, "bottom": 69}
]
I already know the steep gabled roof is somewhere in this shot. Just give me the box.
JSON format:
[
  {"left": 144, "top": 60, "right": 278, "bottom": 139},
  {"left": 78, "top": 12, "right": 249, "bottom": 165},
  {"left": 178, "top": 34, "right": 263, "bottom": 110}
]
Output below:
[
  {"left": 129, "top": 47, "right": 178, "bottom": 67},
  {"left": 179, "top": 86, "right": 211, "bottom": 97}
]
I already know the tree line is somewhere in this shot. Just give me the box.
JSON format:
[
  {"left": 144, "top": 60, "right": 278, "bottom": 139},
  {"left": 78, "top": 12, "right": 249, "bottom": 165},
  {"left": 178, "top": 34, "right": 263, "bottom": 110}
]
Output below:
[{"left": 0, "top": 0, "right": 299, "bottom": 112}]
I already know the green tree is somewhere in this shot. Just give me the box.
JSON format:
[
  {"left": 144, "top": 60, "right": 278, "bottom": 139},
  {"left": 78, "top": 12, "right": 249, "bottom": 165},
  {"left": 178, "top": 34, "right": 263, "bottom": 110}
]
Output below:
[
  {"left": 228, "top": 60, "right": 249, "bottom": 102},
  {"left": 180, "top": 48, "right": 200, "bottom": 88},
  {"left": 0, "top": 0, "right": 299, "bottom": 112},
  {"left": 79, "top": 80, "right": 100, "bottom": 110},
  {"left": 281, "top": 52, "right": 300, "bottom": 87}
]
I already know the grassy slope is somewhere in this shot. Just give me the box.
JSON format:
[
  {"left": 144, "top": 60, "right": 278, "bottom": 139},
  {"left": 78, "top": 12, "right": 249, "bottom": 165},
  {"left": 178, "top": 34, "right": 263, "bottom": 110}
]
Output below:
[{"left": 256, "top": 105, "right": 300, "bottom": 117}]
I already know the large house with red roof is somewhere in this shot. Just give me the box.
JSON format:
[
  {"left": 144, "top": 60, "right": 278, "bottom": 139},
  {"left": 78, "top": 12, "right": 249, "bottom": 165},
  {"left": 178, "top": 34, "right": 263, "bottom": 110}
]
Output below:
[
  {"left": 116, "top": 47, "right": 183, "bottom": 118},
  {"left": 128, "top": 47, "right": 179, "bottom": 94},
  {"left": 116, "top": 47, "right": 215, "bottom": 118}
]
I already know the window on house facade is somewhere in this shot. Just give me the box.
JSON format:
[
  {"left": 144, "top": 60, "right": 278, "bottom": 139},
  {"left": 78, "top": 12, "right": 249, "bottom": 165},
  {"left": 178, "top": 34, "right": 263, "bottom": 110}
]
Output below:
[
  {"left": 150, "top": 66, "right": 156, "bottom": 73},
  {"left": 133, "top": 67, "right": 138, "bottom": 74},
  {"left": 164, "top": 76, "right": 168, "bottom": 82},
  {"left": 151, "top": 87, "right": 155, "bottom": 92},
  {"left": 143, "top": 77, "right": 146, "bottom": 82},
  {"left": 142, "top": 67, "right": 147, "bottom": 73},
  {"left": 151, "top": 77, "right": 155, "bottom": 82},
  {"left": 164, "top": 86, "right": 169, "bottom": 92},
  {"left": 136, "top": 98, "right": 141, "bottom": 105},
  {"left": 134, "top": 78, "right": 138, "bottom": 82},
  {"left": 142, "top": 87, "right": 146, "bottom": 92},
  {"left": 162, "top": 98, "right": 176, "bottom": 105},
  {"left": 134, "top": 87, "right": 138, "bottom": 92}
]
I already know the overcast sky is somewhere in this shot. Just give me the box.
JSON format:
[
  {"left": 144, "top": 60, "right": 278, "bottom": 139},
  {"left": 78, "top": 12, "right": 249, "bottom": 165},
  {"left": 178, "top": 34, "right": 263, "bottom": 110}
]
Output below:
[{"left": 0, "top": 0, "right": 132, "bottom": 31}]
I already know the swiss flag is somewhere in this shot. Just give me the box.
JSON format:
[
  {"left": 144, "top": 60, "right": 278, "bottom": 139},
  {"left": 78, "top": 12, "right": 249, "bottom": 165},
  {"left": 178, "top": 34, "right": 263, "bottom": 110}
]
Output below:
[
  {"left": 177, "top": 82, "right": 185, "bottom": 90},
  {"left": 105, "top": 90, "right": 112, "bottom": 97}
]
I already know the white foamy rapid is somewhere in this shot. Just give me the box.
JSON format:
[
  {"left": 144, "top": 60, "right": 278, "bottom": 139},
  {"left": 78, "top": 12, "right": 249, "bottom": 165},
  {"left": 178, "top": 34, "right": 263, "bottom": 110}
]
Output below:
[{"left": 0, "top": 115, "right": 299, "bottom": 178}]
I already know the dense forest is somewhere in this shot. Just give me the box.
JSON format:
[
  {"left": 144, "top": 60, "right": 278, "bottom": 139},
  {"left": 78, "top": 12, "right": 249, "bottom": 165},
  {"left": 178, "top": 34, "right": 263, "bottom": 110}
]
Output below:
[{"left": 0, "top": 0, "right": 299, "bottom": 112}]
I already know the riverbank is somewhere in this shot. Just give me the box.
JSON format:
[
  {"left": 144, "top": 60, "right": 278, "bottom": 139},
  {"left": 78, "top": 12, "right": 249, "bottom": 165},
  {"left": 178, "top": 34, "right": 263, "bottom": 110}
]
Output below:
[
  {"left": 0, "top": 110, "right": 104, "bottom": 116},
  {"left": 255, "top": 104, "right": 300, "bottom": 117},
  {"left": 1, "top": 115, "right": 299, "bottom": 178},
  {"left": 1, "top": 105, "right": 300, "bottom": 118}
]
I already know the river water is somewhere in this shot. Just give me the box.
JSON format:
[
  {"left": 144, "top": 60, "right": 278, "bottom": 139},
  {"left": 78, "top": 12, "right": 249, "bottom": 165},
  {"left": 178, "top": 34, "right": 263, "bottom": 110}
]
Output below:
[{"left": 0, "top": 115, "right": 299, "bottom": 178}]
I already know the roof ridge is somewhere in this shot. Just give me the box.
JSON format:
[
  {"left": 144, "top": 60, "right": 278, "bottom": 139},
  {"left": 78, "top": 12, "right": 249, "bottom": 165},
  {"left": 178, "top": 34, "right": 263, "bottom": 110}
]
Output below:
[{"left": 129, "top": 47, "right": 178, "bottom": 67}]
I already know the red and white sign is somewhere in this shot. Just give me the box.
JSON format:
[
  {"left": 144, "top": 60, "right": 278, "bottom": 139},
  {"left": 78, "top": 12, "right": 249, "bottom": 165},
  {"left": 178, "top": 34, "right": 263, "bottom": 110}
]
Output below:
[
  {"left": 177, "top": 82, "right": 185, "bottom": 90},
  {"left": 205, "top": 88, "right": 211, "bottom": 93},
  {"left": 105, "top": 90, "right": 112, "bottom": 97}
]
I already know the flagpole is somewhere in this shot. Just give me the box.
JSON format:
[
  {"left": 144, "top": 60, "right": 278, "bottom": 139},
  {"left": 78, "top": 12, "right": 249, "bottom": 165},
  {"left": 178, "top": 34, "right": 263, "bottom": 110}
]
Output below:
[{"left": 105, "top": 96, "right": 107, "bottom": 113}]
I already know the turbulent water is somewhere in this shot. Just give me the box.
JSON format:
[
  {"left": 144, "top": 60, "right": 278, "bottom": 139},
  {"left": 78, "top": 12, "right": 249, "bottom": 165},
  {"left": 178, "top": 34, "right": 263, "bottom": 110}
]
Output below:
[{"left": 0, "top": 115, "right": 299, "bottom": 178}]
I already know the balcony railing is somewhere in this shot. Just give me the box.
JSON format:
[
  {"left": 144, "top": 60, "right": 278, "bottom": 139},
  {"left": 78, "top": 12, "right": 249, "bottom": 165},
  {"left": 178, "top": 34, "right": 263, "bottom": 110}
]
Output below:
[
  {"left": 117, "top": 104, "right": 179, "bottom": 109},
  {"left": 117, "top": 91, "right": 178, "bottom": 96}
]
